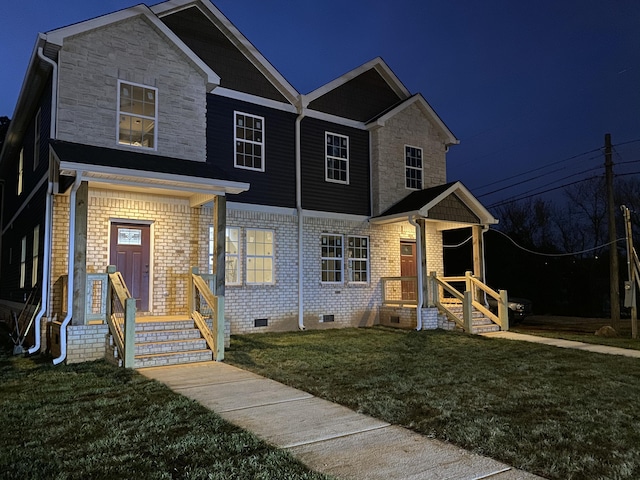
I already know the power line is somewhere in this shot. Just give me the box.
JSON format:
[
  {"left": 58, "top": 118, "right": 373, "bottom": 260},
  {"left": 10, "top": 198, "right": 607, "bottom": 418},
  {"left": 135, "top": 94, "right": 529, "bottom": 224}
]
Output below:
[{"left": 489, "top": 228, "right": 625, "bottom": 257}]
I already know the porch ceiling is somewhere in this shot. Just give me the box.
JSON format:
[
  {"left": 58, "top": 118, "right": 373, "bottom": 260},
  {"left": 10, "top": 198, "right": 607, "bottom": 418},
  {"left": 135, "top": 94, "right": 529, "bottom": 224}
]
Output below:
[
  {"left": 370, "top": 181, "right": 498, "bottom": 227},
  {"left": 51, "top": 140, "right": 250, "bottom": 206}
]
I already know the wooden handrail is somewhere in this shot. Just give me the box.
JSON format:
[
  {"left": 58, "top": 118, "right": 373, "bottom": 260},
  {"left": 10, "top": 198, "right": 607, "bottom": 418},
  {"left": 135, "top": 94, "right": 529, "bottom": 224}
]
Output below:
[
  {"left": 106, "top": 268, "right": 135, "bottom": 368},
  {"left": 191, "top": 272, "right": 222, "bottom": 361}
]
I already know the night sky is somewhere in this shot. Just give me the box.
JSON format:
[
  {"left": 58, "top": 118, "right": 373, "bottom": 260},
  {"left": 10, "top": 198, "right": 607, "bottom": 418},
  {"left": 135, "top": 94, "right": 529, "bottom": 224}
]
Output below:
[{"left": 1, "top": 0, "right": 638, "bottom": 209}]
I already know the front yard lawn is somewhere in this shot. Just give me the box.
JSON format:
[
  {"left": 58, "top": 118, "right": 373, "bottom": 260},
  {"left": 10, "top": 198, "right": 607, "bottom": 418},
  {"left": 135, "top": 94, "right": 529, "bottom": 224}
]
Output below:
[
  {"left": 0, "top": 327, "right": 332, "bottom": 480},
  {"left": 226, "top": 327, "right": 640, "bottom": 480}
]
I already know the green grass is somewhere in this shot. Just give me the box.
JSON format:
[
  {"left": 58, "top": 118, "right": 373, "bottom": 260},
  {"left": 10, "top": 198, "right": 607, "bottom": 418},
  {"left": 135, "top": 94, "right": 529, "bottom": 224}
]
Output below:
[
  {"left": 0, "top": 326, "right": 332, "bottom": 480},
  {"left": 226, "top": 327, "right": 640, "bottom": 480}
]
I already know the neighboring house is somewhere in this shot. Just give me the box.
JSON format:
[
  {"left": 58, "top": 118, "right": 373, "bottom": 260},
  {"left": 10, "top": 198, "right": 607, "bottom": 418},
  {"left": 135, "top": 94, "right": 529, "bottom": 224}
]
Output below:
[{"left": 0, "top": 0, "right": 503, "bottom": 367}]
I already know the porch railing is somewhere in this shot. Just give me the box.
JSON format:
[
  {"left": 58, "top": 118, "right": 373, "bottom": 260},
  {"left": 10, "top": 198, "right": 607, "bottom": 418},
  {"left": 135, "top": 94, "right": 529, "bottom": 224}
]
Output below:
[
  {"left": 86, "top": 273, "right": 109, "bottom": 322},
  {"left": 106, "top": 266, "right": 136, "bottom": 368},
  {"left": 189, "top": 267, "right": 223, "bottom": 361},
  {"left": 381, "top": 276, "right": 418, "bottom": 306},
  {"left": 433, "top": 271, "right": 509, "bottom": 332}
]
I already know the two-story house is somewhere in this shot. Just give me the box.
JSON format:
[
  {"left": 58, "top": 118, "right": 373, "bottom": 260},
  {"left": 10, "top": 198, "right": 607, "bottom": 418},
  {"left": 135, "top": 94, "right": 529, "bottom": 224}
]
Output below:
[{"left": 0, "top": 0, "right": 503, "bottom": 367}]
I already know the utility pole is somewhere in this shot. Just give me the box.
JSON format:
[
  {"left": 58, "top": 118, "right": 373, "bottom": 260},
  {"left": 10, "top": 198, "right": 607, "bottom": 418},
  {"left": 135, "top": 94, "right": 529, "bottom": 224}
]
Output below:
[
  {"left": 622, "top": 205, "right": 637, "bottom": 338},
  {"left": 605, "top": 133, "right": 621, "bottom": 331}
]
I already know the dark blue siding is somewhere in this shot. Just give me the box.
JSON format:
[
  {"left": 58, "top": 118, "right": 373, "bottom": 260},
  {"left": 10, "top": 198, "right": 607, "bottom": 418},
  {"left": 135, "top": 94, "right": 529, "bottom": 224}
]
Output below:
[
  {"left": 206, "top": 95, "right": 296, "bottom": 208},
  {"left": 300, "top": 118, "right": 370, "bottom": 216}
]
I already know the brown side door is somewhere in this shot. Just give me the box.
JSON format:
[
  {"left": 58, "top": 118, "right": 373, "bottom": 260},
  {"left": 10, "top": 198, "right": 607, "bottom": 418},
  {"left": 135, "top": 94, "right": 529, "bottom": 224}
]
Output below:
[
  {"left": 400, "top": 241, "right": 417, "bottom": 301},
  {"left": 110, "top": 223, "right": 150, "bottom": 311}
]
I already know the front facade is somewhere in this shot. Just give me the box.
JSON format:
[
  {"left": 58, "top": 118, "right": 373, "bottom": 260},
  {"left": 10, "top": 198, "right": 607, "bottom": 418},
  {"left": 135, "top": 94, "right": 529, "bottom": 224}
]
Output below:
[{"left": 0, "top": 0, "right": 498, "bottom": 365}]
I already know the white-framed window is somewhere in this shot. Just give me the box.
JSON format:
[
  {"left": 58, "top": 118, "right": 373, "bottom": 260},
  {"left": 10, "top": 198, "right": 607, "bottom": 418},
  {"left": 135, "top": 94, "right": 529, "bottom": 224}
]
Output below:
[
  {"left": 246, "top": 229, "right": 274, "bottom": 284},
  {"left": 234, "top": 112, "right": 264, "bottom": 171},
  {"left": 32, "top": 225, "right": 39, "bottom": 287},
  {"left": 208, "top": 226, "right": 240, "bottom": 285},
  {"left": 321, "top": 234, "right": 343, "bottom": 283},
  {"left": 20, "top": 236, "right": 27, "bottom": 289},
  {"left": 34, "top": 109, "right": 41, "bottom": 170},
  {"left": 347, "top": 236, "right": 369, "bottom": 283},
  {"left": 325, "top": 132, "right": 349, "bottom": 184},
  {"left": 405, "top": 145, "right": 423, "bottom": 190},
  {"left": 17, "top": 149, "right": 23, "bottom": 195},
  {"left": 225, "top": 227, "right": 240, "bottom": 285},
  {"left": 117, "top": 80, "right": 157, "bottom": 149}
]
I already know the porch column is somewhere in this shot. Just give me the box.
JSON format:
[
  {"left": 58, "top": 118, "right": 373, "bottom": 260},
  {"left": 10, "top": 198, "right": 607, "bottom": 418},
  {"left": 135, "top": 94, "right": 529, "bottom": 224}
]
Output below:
[
  {"left": 472, "top": 225, "right": 485, "bottom": 281},
  {"left": 417, "top": 219, "right": 430, "bottom": 307},
  {"left": 212, "top": 195, "right": 226, "bottom": 360},
  {"left": 71, "top": 181, "right": 88, "bottom": 326}
]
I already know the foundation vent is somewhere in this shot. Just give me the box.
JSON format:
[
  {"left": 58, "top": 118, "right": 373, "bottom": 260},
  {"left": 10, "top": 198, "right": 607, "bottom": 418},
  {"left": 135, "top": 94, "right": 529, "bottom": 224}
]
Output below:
[
  {"left": 390, "top": 316, "right": 400, "bottom": 324},
  {"left": 254, "top": 318, "right": 268, "bottom": 327},
  {"left": 321, "top": 314, "right": 335, "bottom": 323}
]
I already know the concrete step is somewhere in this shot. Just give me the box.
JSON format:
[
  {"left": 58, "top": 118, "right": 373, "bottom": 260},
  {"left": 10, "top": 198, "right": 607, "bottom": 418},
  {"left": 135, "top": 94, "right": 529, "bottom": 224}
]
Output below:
[{"left": 134, "top": 349, "right": 213, "bottom": 369}]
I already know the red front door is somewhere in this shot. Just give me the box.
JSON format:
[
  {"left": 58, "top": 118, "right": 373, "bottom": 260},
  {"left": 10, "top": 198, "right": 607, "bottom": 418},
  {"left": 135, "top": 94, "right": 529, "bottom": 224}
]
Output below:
[
  {"left": 110, "top": 223, "right": 150, "bottom": 311},
  {"left": 400, "top": 241, "right": 417, "bottom": 301}
]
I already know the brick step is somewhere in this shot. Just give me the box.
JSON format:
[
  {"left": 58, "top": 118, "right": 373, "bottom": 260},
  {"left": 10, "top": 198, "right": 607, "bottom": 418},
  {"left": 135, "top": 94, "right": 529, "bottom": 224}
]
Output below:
[
  {"left": 135, "top": 328, "right": 202, "bottom": 343},
  {"left": 132, "top": 319, "right": 195, "bottom": 332},
  {"left": 134, "top": 349, "right": 213, "bottom": 369},
  {"left": 472, "top": 324, "right": 501, "bottom": 334},
  {"left": 135, "top": 338, "right": 208, "bottom": 356}
]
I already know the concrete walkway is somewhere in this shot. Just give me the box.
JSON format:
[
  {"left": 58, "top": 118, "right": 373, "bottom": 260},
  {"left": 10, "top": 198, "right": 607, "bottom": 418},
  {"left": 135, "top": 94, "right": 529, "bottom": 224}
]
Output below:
[
  {"left": 141, "top": 362, "right": 544, "bottom": 480},
  {"left": 482, "top": 331, "right": 640, "bottom": 358}
]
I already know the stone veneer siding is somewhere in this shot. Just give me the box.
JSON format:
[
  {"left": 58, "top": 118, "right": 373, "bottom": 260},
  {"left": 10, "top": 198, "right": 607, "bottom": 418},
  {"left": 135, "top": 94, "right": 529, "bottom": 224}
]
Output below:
[
  {"left": 57, "top": 15, "right": 208, "bottom": 161},
  {"left": 371, "top": 102, "right": 448, "bottom": 216}
]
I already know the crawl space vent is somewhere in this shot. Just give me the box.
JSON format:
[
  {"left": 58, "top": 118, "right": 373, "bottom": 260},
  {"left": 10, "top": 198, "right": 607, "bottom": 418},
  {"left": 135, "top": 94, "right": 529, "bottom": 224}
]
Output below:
[
  {"left": 390, "top": 316, "right": 400, "bottom": 324},
  {"left": 322, "top": 314, "right": 335, "bottom": 323},
  {"left": 254, "top": 318, "right": 268, "bottom": 327}
]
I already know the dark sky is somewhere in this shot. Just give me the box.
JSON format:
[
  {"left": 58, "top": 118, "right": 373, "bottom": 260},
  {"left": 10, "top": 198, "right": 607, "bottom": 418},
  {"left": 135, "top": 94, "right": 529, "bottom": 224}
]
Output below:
[{"left": 1, "top": 0, "right": 638, "bottom": 208}]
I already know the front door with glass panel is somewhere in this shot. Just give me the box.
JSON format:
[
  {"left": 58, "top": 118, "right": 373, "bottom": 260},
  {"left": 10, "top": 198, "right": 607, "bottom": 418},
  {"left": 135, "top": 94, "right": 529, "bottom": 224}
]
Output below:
[
  {"left": 400, "top": 241, "right": 417, "bottom": 301},
  {"left": 110, "top": 223, "right": 150, "bottom": 311}
]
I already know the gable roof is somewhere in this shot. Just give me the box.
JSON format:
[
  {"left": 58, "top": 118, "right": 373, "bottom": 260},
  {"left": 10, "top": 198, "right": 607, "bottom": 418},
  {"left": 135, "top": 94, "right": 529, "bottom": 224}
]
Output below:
[
  {"left": 153, "top": 0, "right": 299, "bottom": 105},
  {"left": 302, "top": 57, "right": 410, "bottom": 122},
  {"left": 371, "top": 181, "right": 498, "bottom": 227},
  {"left": 366, "top": 94, "right": 459, "bottom": 147}
]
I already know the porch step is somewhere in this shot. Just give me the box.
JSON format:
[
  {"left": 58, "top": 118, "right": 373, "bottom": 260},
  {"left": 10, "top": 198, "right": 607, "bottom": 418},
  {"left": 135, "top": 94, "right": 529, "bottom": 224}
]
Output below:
[
  {"left": 109, "top": 317, "right": 216, "bottom": 368},
  {"left": 438, "top": 302, "right": 501, "bottom": 334}
]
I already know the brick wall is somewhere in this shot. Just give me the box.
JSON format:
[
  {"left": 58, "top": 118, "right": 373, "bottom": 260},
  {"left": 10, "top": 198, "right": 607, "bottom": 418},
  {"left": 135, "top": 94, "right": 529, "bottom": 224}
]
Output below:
[
  {"left": 371, "top": 102, "right": 448, "bottom": 216},
  {"left": 57, "top": 15, "right": 207, "bottom": 161}
]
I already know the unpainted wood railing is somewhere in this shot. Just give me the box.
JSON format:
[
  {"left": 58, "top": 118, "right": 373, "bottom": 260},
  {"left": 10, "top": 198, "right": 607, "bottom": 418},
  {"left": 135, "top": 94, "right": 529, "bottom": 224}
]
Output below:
[
  {"left": 432, "top": 271, "right": 509, "bottom": 332},
  {"left": 381, "top": 276, "right": 418, "bottom": 306},
  {"left": 189, "top": 267, "right": 223, "bottom": 361},
  {"left": 106, "top": 266, "right": 136, "bottom": 368}
]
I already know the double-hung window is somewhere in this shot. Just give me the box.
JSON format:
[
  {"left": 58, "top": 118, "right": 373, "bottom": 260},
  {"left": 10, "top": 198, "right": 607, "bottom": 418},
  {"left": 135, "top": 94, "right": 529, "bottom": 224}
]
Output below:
[
  {"left": 32, "top": 225, "right": 39, "bottom": 287},
  {"left": 347, "top": 236, "right": 369, "bottom": 283},
  {"left": 19, "top": 236, "right": 27, "bottom": 289},
  {"left": 34, "top": 110, "right": 41, "bottom": 169},
  {"left": 325, "top": 133, "right": 349, "bottom": 184},
  {"left": 209, "top": 226, "right": 240, "bottom": 285},
  {"left": 405, "top": 145, "right": 423, "bottom": 190},
  {"left": 321, "top": 234, "right": 343, "bottom": 283},
  {"left": 17, "top": 149, "right": 23, "bottom": 195},
  {"left": 235, "top": 112, "right": 264, "bottom": 171},
  {"left": 118, "top": 81, "right": 157, "bottom": 149},
  {"left": 246, "top": 229, "right": 274, "bottom": 284}
]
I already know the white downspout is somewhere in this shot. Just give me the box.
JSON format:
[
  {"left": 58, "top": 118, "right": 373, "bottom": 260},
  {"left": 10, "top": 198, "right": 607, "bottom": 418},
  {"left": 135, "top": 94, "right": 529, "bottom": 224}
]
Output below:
[
  {"left": 30, "top": 47, "right": 58, "bottom": 355},
  {"left": 295, "top": 104, "right": 306, "bottom": 330},
  {"left": 408, "top": 216, "right": 424, "bottom": 330},
  {"left": 53, "top": 174, "right": 82, "bottom": 365}
]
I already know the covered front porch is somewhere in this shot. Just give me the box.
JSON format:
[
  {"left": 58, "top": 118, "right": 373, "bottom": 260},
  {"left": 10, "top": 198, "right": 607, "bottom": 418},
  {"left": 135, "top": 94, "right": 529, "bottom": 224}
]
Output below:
[
  {"left": 43, "top": 140, "right": 249, "bottom": 365},
  {"left": 371, "top": 181, "right": 509, "bottom": 333}
]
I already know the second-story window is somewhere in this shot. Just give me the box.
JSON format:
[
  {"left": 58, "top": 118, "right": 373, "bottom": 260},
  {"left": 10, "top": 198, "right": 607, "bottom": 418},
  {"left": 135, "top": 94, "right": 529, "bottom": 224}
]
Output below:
[
  {"left": 17, "top": 149, "right": 23, "bottom": 195},
  {"left": 235, "top": 112, "right": 264, "bottom": 171},
  {"left": 34, "top": 109, "right": 41, "bottom": 169},
  {"left": 405, "top": 145, "right": 423, "bottom": 190},
  {"left": 118, "top": 81, "right": 157, "bottom": 149},
  {"left": 325, "top": 132, "right": 349, "bottom": 184}
]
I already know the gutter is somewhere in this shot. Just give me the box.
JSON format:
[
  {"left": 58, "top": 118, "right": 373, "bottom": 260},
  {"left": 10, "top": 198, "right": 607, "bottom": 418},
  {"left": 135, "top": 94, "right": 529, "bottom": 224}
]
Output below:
[
  {"left": 295, "top": 102, "right": 306, "bottom": 330},
  {"left": 408, "top": 215, "right": 424, "bottom": 330},
  {"left": 29, "top": 47, "right": 58, "bottom": 355},
  {"left": 53, "top": 174, "right": 82, "bottom": 365}
]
